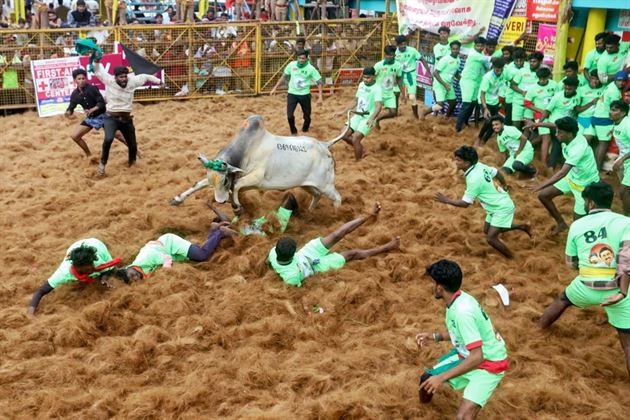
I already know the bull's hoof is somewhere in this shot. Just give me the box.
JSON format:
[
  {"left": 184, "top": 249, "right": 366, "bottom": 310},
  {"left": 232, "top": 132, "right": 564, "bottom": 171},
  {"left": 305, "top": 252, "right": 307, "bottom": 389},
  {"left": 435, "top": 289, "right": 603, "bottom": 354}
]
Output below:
[{"left": 169, "top": 198, "right": 183, "bottom": 206}]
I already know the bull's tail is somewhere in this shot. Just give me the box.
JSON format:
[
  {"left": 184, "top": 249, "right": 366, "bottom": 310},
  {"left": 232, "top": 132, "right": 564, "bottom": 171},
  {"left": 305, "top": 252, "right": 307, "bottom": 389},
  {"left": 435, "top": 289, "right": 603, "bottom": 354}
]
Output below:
[{"left": 326, "top": 110, "right": 367, "bottom": 148}]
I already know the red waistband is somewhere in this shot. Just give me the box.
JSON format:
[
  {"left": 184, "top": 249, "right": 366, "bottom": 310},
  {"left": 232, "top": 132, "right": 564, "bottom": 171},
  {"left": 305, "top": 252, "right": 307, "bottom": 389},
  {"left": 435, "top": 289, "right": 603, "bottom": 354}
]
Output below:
[{"left": 71, "top": 257, "right": 122, "bottom": 284}]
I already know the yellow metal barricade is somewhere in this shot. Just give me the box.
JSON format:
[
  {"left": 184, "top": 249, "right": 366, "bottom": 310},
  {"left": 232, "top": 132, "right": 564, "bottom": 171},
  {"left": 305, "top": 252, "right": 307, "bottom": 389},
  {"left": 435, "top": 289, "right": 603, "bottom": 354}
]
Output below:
[{"left": 0, "top": 19, "right": 389, "bottom": 110}]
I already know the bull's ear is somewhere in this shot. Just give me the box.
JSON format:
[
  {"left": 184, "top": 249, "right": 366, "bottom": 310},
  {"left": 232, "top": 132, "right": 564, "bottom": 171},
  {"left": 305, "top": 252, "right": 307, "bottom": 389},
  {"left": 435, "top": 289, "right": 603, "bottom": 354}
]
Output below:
[{"left": 227, "top": 164, "right": 243, "bottom": 174}]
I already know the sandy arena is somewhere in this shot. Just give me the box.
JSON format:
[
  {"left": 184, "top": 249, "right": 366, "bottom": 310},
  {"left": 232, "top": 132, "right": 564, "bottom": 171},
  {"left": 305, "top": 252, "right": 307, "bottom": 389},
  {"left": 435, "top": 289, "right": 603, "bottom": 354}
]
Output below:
[{"left": 1, "top": 92, "right": 628, "bottom": 418}]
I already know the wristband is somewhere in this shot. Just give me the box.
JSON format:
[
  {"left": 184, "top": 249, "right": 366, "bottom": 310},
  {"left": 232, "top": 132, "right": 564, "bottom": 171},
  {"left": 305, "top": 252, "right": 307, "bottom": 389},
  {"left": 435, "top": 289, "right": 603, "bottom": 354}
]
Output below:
[
  {"left": 621, "top": 291, "right": 627, "bottom": 298},
  {"left": 433, "top": 332, "right": 442, "bottom": 342}
]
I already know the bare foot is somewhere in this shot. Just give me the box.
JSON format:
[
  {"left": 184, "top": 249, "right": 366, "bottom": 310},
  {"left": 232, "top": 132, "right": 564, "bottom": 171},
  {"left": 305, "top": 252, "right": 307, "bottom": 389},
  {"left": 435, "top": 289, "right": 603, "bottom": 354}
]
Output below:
[
  {"left": 96, "top": 163, "right": 106, "bottom": 177},
  {"left": 550, "top": 223, "right": 568, "bottom": 236},
  {"left": 522, "top": 224, "right": 532, "bottom": 238}
]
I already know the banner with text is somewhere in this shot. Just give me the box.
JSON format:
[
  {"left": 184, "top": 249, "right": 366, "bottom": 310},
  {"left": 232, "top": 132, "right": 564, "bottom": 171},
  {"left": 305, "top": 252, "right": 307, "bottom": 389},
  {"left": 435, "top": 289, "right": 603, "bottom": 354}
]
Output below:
[
  {"left": 527, "top": 0, "right": 560, "bottom": 23},
  {"left": 500, "top": 16, "right": 527, "bottom": 45},
  {"left": 536, "top": 23, "right": 556, "bottom": 67},
  {"left": 31, "top": 57, "right": 80, "bottom": 118},
  {"left": 416, "top": 53, "right": 435, "bottom": 89},
  {"left": 397, "top": 0, "right": 518, "bottom": 40}
]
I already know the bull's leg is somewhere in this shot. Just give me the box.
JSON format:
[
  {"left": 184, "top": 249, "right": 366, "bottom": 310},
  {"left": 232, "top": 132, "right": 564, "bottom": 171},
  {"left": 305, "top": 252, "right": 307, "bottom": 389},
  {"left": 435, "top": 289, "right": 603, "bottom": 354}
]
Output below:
[
  {"left": 231, "top": 170, "right": 266, "bottom": 213},
  {"left": 322, "top": 186, "right": 342, "bottom": 208},
  {"left": 169, "top": 177, "right": 210, "bottom": 206},
  {"left": 302, "top": 186, "right": 322, "bottom": 210}
]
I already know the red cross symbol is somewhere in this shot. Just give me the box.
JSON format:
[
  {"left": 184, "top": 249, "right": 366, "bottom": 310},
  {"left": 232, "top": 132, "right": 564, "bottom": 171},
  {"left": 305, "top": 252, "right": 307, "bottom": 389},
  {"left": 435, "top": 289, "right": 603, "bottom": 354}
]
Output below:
[{"left": 38, "top": 80, "right": 47, "bottom": 91}]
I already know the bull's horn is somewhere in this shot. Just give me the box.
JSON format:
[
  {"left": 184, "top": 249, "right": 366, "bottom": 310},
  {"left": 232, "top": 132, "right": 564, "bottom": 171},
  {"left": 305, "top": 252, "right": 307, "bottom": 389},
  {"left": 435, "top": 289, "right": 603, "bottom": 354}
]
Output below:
[{"left": 326, "top": 110, "right": 354, "bottom": 148}]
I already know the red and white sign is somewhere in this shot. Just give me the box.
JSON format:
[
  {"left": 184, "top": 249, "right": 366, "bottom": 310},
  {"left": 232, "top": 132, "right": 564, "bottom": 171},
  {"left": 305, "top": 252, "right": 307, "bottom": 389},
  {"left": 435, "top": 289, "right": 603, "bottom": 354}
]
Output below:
[{"left": 527, "top": 0, "right": 560, "bottom": 23}]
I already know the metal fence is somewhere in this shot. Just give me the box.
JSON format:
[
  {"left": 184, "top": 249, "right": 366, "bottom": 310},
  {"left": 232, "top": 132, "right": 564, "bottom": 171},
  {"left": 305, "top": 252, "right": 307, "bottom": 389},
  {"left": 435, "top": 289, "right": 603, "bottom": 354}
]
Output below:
[{"left": 0, "top": 18, "right": 386, "bottom": 110}]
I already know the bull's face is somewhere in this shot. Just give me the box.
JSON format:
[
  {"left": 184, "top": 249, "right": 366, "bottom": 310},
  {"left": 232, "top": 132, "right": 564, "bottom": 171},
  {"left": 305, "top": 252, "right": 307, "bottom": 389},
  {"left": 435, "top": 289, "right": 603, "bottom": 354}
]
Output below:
[{"left": 210, "top": 170, "right": 231, "bottom": 203}]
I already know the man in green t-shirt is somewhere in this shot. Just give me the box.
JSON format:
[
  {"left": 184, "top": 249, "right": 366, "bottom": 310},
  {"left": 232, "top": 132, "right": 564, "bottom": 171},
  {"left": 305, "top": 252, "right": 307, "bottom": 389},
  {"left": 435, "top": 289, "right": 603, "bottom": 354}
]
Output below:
[
  {"left": 27, "top": 238, "right": 121, "bottom": 315},
  {"left": 502, "top": 48, "right": 527, "bottom": 125},
  {"left": 575, "top": 70, "right": 604, "bottom": 141},
  {"left": 423, "top": 40, "right": 461, "bottom": 118},
  {"left": 582, "top": 32, "right": 607, "bottom": 80},
  {"left": 374, "top": 45, "right": 403, "bottom": 128},
  {"left": 433, "top": 26, "right": 453, "bottom": 63},
  {"left": 592, "top": 71, "right": 628, "bottom": 171},
  {"left": 510, "top": 51, "right": 543, "bottom": 130},
  {"left": 395, "top": 35, "right": 422, "bottom": 119},
  {"left": 435, "top": 146, "right": 531, "bottom": 259},
  {"left": 118, "top": 223, "right": 236, "bottom": 282},
  {"left": 267, "top": 202, "right": 400, "bottom": 287},
  {"left": 209, "top": 192, "right": 299, "bottom": 236},
  {"left": 417, "top": 259, "right": 508, "bottom": 417},
  {"left": 610, "top": 100, "right": 630, "bottom": 215},
  {"left": 524, "top": 67, "right": 558, "bottom": 167},
  {"left": 490, "top": 115, "right": 536, "bottom": 177},
  {"left": 270, "top": 50, "right": 323, "bottom": 135},
  {"left": 539, "top": 77, "right": 581, "bottom": 168},
  {"left": 532, "top": 117, "right": 600, "bottom": 234},
  {"left": 538, "top": 182, "right": 630, "bottom": 376},
  {"left": 455, "top": 37, "right": 490, "bottom": 133},
  {"left": 597, "top": 34, "right": 630, "bottom": 84},
  {"left": 477, "top": 58, "right": 505, "bottom": 145},
  {"left": 334, "top": 66, "right": 383, "bottom": 160},
  {"left": 561, "top": 61, "right": 587, "bottom": 88}
]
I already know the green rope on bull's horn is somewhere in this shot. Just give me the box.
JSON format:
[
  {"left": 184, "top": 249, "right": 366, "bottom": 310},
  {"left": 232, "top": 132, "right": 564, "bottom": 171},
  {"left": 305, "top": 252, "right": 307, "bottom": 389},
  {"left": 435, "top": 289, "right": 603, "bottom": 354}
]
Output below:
[{"left": 203, "top": 159, "right": 228, "bottom": 172}]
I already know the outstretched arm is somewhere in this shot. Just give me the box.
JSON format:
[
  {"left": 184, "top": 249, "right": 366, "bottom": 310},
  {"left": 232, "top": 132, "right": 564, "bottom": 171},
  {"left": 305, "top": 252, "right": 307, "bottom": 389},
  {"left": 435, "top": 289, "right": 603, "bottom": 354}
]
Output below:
[
  {"left": 270, "top": 74, "right": 287, "bottom": 95},
  {"left": 28, "top": 282, "right": 54, "bottom": 315},
  {"left": 532, "top": 163, "right": 572, "bottom": 192},
  {"left": 434, "top": 192, "right": 471, "bottom": 208}
]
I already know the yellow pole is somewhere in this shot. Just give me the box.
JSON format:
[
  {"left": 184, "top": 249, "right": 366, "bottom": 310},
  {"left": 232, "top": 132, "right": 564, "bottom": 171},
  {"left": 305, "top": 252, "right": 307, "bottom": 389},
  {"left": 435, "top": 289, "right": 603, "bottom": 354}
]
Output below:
[
  {"left": 16, "top": 0, "right": 25, "bottom": 20},
  {"left": 579, "top": 8, "right": 607, "bottom": 67},
  {"left": 199, "top": 0, "right": 207, "bottom": 19},
  {"left": 552, "top": 0, "right": 571, "bottom": 82}
]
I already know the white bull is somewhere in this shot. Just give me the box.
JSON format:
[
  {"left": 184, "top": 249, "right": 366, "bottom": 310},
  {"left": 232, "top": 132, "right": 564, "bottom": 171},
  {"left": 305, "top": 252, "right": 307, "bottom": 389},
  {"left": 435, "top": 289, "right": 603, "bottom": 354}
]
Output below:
[{"left": 169, "top": 114, "right": 348, "bottom": 212}]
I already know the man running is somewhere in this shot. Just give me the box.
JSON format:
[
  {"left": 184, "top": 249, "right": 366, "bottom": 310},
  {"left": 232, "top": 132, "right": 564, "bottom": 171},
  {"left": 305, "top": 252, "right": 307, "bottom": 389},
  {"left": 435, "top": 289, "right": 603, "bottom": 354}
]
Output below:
[
  {"left": 27, "top": 238, "right": 121, "bottom": 315},
  {"left": 435, "top": 146, "right": 531, "bottom": 259},
  {"left": 270, "top": 49, "right": 323, "bottom": 135},
  {"left": 374, "top": 45, "right": 403, "bottom": 128},
  {"left": 423, "top": 40, "right": 461, "bottom": 118},
  {"left": 267, "top": 202, "right": 400, "bottom": 287},
  {"left": 65, "top": 68, "right": 127, "bottom": 157},
  {"left": 611, "top": 100, "right": 630, "bottom": 215},
  {"left": 455, "top": 37, "right": 489, "bottom": 133},
  {"left": 531, "top": 117, "right": 600, "bottom": 234},
  {"left": 334, "top": 66, "right": 382, "bottom": 160},
  {"left": 395, "top": 35, "right": 422, "bottom": 119},
  {"left": 417, "top": 259, "right": 509, "bottom": 418},
  {"left": 93, "top": 57, "right": 162, "bottom": 177},
  {"left": 491, "top": 115, "right": 536, "bottom": 177},
  {"left": 539, "top": 181, "right": 630, "bottom": 375},
  {"left": 592, "top": 71, "right": 628, "bottom": 171},
  {"left": 117, "top": 223, "right": 236, "bottom": 282}
]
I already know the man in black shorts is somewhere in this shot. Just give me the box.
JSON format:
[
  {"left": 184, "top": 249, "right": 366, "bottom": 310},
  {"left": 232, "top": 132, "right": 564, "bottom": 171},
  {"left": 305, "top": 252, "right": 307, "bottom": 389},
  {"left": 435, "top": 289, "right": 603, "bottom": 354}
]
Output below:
[{"left": 65, "top": 68, "right": 128, "bottom": 158}]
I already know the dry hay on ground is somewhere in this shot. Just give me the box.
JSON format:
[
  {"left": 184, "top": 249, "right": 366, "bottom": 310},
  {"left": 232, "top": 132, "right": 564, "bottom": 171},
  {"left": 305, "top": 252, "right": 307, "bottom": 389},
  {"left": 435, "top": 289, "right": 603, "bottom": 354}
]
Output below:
[{"left": 0, "top": 93, "right": 628, "bottom": 418}]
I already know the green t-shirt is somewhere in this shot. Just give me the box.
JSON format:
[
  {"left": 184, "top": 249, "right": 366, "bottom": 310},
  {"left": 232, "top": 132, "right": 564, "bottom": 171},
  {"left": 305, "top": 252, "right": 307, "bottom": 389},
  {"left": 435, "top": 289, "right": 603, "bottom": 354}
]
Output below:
[
  {"left": 240, "top": 207, "right": 293, "bottom": 236},
  {"left": 597, "top": 42, "right": 630, "bottom": 80},
  {"left": 433, "top": 42, "right": 451, "bottom": 63},
  {"left": 478, "top": 70, "right": 504, "bottom": 106},
  {"left": 593, "top": 82, "right": 622, "bottom": 119},
  {"left": 47, "top": 238, "right": 114, "bottom": 289},
  {"left": 562, "top": 134, "right": 599, "bottom": 187},
  {"left": 434, "top": 54, "right": 461, "bottom": 85},
  {"left": 129, "top": 233, "right": 192, "bottom": 275},
  {"left": 355, "top": 81, "right": 383, "bottom": 116},
  {"left": 460, "top": 49, "right": 489, "bottom": 82},
  {"left": 525, "top": 80, "right": 559, "bottom": 116},
  {"left": 577, "top": 84, "right": 605, "bottom": 118},
  {"left": 445, "top": 290, "right": 508, "bottom": 370},
  {"left": 546, "top": 91, "right": 581, "bottom": 123},
  {"left": 561, "top": 75, "right": 587, "bottom": 88},
  {"left": 613, "top": 116, "right": 630, "bottom": 157},
  {"left": 283, "top": 61, "right": 322, "bottom": 96},
  {"left": 374, "top": 60, "right": 402, "bottom": 98},
  {"left": 267, "top": 247, "right": 315, "bottom": 287},
  {"left": 512, "top": 66, "right": 539, "bottom": 102},
  {"left": 491, "top": 49, "right": 503, "bottom": 58},
  {"left": 396, "top": 46, "right": 421, "bottom": 73},
  {"left": 503, "top": 62, "right": 526, "bottom": 104},
  {"left": 583, "top": 48, "right": 603, "bottom": 72},
  {"left": 462, "top": 162, "right": 514, "bottom": 213},
  {"left": 497, "top": 125, "right": 533, "bottom": 157},
  {"left": 566, "top": 210, "right": 630, "bottom": 280}
]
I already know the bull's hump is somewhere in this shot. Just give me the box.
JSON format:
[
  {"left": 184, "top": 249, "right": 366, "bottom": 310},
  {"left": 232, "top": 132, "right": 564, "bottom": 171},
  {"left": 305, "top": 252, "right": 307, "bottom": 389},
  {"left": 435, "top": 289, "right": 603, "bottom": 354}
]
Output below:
[{"left": 241, "top": 115, "right": 264, "bottom": 134}]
